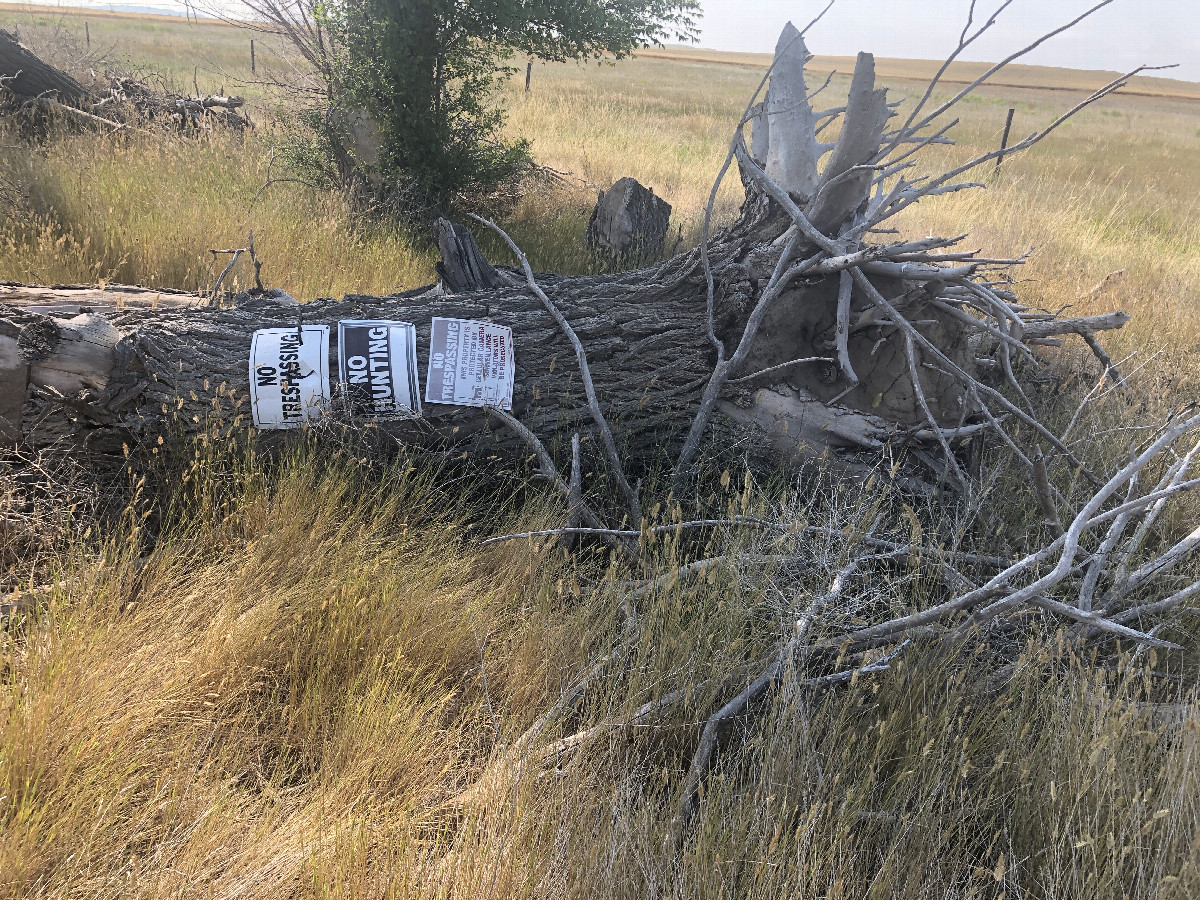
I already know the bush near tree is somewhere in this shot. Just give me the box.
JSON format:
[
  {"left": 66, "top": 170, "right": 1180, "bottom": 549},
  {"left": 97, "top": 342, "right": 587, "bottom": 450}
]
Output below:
[{"left": 244, "top": 0, "right": 701, "bottom": 217}]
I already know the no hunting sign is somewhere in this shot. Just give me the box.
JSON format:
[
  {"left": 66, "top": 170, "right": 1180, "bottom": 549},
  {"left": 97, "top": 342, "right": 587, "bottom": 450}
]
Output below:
[{"left": 337, "top": 320, "right": 421, "bottom": 418}]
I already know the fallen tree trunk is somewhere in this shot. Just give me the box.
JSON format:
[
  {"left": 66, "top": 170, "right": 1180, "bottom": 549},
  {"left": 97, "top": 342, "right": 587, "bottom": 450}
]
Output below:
[
  {"left": 0, "top": 247, "right": 1127, "bottom": 486},
  {"left": 0, "top": 264, "right": 890, "bottom": 472},
  {"left": 0, "top": 24, "right": 1135, "bottom": 495},
  {"left": 0, "top": 29, "right": 90, "bottom": 105},
  {"left": 0, "top": 239, "right": 1007, "bottom": 476}
]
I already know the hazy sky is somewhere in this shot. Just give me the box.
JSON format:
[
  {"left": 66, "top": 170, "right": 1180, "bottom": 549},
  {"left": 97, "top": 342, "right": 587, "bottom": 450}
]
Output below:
[
  {"left": 697, "top": 0, "right": 1200, "bottom": 82},
  {"left": 8, "top": 0, "right": 1198, "bottom": 82}
]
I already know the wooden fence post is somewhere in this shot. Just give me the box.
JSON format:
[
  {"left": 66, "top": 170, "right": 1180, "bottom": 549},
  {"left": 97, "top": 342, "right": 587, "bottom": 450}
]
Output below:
[
  {"left": 995, "top": 107, "right": 1016, "bottom": 173},
  {"left": 525, "top": 61, "right": 532, "bottom": 93},
  {"left": 251, "top": 39, "right": 256, "bottom": 75}
]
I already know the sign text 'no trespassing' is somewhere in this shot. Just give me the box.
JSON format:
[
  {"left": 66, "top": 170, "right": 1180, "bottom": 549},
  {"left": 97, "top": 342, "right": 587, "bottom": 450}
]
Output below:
[
  {"left": 424, "top": 317, "right": 515, "bottom": 410},
  {"left": 248, "top": 326, "right": 330, "bottom": 429}
]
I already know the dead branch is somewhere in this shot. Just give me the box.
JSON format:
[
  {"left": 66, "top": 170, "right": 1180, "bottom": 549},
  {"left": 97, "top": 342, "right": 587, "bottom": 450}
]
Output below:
[{"left": 473, "top": 215, "right": 642, "bottom": 526}]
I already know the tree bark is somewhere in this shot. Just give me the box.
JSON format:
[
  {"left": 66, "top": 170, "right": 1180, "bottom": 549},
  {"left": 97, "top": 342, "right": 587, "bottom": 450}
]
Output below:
[
  {"left": 0, "top": 30, "right": 91, "bottom": 105},
  {"left": 0, "top": 204, "right": 981, "bottom": 485}
]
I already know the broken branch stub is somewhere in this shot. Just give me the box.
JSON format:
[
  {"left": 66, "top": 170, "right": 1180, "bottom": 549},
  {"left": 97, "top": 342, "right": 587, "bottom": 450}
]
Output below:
[
  {"left": 763, "top": 22, "right": 821, "bottom": 200},
  {"left": 434, "top": 218, "right": 509, "bottom": 293},
  {"left": 805, "top": 51, "right": 889, "bottom": 235}
]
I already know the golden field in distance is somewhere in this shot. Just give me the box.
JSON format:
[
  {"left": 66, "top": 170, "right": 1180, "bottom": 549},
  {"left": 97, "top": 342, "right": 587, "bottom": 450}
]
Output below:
[{"left": 641, "top": 45, "right": 1200, "bottom": 101}]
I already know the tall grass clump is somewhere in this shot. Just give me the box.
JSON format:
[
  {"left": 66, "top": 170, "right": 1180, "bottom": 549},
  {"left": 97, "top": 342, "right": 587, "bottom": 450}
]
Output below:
[{"left": 0, "top": 432, "right": 597, "bottom": 897}]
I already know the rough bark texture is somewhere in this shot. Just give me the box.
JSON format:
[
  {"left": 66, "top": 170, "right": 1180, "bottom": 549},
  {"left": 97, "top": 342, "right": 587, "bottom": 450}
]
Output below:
[
  {"left": 0, "top": 196, "right": 973, "bottom": 487},
  {"left": 0, "top": 30, "right": 90, "bottom": 105},
  {"left": 0, "top": 274, "right": 701, "bottom": 468}
]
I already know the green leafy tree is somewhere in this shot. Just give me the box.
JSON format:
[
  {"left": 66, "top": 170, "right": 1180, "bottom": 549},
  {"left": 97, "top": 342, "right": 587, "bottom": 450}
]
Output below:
[{"left": 243, "top": 0, "right": 701, "bottom": 216}]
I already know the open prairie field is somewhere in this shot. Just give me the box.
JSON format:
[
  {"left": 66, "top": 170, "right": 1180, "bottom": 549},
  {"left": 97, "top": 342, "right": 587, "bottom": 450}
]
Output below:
[
  {"left": 641, "top": 45, "right": 1200, "bottom": 100},
  {"left": 3, "top": 7, "right": 1200, "bottom": 899}
]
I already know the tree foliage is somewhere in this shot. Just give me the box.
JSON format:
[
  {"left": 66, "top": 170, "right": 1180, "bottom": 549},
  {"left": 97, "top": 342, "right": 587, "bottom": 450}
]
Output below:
[{"left": 243, "top": 0, "right": 701, "bottom": 216}]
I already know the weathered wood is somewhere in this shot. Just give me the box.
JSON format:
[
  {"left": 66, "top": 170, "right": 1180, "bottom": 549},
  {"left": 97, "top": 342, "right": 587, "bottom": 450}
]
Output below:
[
  {"left": 3, "top": 272, "right": 727, "bottom": 467},
  {"left": 750, "top": 100, "right": 769, "bottom": 164},
  {"left": 763, "top": 22, "right": 820, "bottom": 200},
  {"left": 196, "top": 96, "right": 245, "bottom": 110},
  {"left": 0, "top": 282, "right": 207, "bottom": 316},
  {"left": 0, "top": 250, "right": 981, "bottom": 481},
  {"left": 805, "top": 52, "right": 889, "bottom": 235},
  {"left": 434, "top": 218, "right": 509, "bottom": 293},
  {"left": 0, "top": 29, "right": 90, "bottom": 105},
  {"left": 0, "top": 19, "right": 1134, "bottom": 498},
  {"left": 1020, "top": 311, "right": 1130, "bottom": 338},
  {"left": 585, "top": 178, "right": 672, "bottom": 258},
  {"left": 0, "top": 326, "right": 24, "bottom": 442},
  {"left": 28, "top": 313, "right": 122, "bottom": 396}
]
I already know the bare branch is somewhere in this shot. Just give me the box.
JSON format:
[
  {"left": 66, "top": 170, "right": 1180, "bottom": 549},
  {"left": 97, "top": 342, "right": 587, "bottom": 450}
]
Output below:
[
  {"left": 472, "top": 215, "right": 641, "bottom": 525},
  {"left": 729, "top": 356, "right": 834, "bottom": 385},
  {"left": 882, "top": 0, "right": 1116, "bottom": 156}
]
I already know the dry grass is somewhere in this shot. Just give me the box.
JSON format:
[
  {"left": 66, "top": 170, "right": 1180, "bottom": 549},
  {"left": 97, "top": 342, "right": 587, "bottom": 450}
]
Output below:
[
  {"left": 4, "top": 439, "right": 1200, "bottom": 898},
  {"left": 0, "top": 130, "right": 438, "bottom": 298},
  {"left": 3, "top": 8, "right": 1200, "bottom": 898}
]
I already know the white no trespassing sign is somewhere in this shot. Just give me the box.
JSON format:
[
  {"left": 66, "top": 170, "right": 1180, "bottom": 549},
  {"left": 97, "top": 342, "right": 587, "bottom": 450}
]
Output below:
[
  {"left": 248, "top": 326, "right": 331, "bottom": 429},
  {"left": 424, "top": 317, "right": 515, "bottom": 410},
  {"left": 337, "top": 320, "right": 421, "bottom": 418}
]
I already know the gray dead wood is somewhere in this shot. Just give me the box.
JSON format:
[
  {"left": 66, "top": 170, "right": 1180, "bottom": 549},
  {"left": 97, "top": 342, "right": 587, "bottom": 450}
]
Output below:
[
  {"left": 0, "top": 16, "right": 1136, "bottom": 511},
  {"left": 805, "top": 52, "right": 889, "bottom": 235},
  {"left": 585, "top": 177, "right": 673, "bottom": 259},
  {"left": 434, "top": 218, "right": 509, "bottom": 293},
  {"left": 425, "top": 14, "right": 1198, "bottom": 853},
  {"left": 763, "top": 22, "right": 820, "bottom": 199}
]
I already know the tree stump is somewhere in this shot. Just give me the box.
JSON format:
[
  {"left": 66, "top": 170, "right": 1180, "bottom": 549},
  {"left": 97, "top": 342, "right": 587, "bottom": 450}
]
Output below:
[{"left": 585, "top": 177, "right": 672, "bottom": 259}]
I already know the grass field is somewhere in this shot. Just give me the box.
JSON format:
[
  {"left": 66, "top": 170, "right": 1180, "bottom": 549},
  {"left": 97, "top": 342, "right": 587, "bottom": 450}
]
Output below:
[
  {"left": 3, "top": 7, "right": 1200, "bottom": 899},
  {"left": 640, "top": 45, "right": 1200, "bottom": 101}
]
